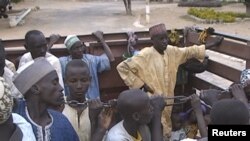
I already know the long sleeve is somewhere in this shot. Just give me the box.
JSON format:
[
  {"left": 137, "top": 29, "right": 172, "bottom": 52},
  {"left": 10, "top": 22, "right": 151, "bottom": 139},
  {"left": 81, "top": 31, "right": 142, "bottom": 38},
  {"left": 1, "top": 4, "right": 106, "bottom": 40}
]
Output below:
[
  {"left": 171, "top": 45, "right": 205, "bottom": 65},
  {"left": 116, "top": 57, "right": 145, "bottom": 89}
]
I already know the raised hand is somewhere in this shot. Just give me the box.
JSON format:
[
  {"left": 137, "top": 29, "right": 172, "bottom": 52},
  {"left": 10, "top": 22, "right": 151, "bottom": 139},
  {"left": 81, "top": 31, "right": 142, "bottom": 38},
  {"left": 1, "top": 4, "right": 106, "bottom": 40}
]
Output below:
[
  {"left": 88, "top": 99, "right": 103, "bottom": 120},
  {"left": 205, "top": 36, "right": 224, "bottom": 49},
  {"left": 97, "top": 108, "right": 114, "bottom": 130},
  {"left": 92, "top": 30, "right": 104, "bottom": 42},
  {"left": 150, "top": 95, "right": 166, "bottom": 112}
]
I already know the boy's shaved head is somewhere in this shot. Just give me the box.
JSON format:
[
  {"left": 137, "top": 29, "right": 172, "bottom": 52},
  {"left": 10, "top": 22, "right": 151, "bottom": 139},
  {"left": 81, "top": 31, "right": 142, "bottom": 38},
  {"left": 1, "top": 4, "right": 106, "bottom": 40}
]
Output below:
[{"left": 210, "top": 99, "right": 249, "bottom": 125}]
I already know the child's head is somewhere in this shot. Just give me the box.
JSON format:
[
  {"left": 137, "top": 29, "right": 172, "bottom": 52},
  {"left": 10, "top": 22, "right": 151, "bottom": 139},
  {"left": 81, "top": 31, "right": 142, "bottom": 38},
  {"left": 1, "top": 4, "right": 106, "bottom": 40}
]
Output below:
[
  {"left": 210, "top": 99, "right": 249, "bottom": 125},
  {"left": 65, "top": 60, "right": 91, "bottom": 100}
]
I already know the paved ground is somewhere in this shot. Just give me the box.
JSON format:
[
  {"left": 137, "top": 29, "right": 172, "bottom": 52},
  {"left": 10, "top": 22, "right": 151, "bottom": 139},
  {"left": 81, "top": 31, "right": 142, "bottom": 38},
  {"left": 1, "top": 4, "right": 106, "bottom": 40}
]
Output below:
[{"left": 0, "top": 0, "right": 249, "bottom": 40}]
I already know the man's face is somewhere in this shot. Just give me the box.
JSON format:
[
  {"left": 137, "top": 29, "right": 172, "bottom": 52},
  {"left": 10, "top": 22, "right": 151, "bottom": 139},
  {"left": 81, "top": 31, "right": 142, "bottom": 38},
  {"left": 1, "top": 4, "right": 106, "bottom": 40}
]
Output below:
[
  {"left": 36, "top": 71, "right": 64, "bottom": 106},
  {"left": 26, "top": 33, "right": 47, "bottom": 59},
  {"left": 151, "top": 33, "right": 169, "bottom": 54},
  {"left": 69, "top": 41, "right": 85, "bottom": 59},
  {"left": 65, "top": 66, "right": 90, "bottom": 100}
]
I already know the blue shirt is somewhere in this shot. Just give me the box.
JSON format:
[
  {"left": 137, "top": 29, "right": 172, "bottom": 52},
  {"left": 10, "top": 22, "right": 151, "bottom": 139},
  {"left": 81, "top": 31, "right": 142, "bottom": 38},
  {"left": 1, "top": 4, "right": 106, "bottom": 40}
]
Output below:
[
  {"left": 14, "top": 100, "right": 79, "bottom": 141},
  {"left": 59, "top": 54, "right": 110, "bottom": 99}
]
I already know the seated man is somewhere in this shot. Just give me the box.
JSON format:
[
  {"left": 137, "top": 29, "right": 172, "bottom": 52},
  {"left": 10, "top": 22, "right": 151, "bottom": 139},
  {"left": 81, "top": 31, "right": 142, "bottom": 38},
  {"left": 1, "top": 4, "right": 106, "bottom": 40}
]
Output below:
[
  {"left": 18, "top": 30, "right": 64, "bottom": 93},
  {"left": 105, "top": 89, "right": 166, "bottom": 141},
  {"left": 13, "top": 58, "right": 79, "bottom": 141},
  {"left": 0, "top": 40, "right": 22, "bottom": 99},
  {"left": 0, "top": 77, "right": 36, "bottom": 141},
  {"left": 63, "top": 59, "right": 114, "bottom": 141},
  {"left": 60, "top": 31, "right": 115, "bottom": 99}
]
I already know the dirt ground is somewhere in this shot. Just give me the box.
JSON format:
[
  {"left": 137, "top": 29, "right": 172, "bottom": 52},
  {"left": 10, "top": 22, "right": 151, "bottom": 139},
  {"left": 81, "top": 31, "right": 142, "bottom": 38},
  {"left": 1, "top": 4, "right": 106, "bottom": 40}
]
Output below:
[{"left": 0, "top": 0, "right": 249, "bottom": 40}]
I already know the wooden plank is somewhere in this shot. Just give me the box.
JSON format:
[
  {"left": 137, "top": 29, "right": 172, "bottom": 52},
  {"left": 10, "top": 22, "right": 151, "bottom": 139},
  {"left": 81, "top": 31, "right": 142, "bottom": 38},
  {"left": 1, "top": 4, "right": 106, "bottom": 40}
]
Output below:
[
  {"left": 207, "top": 59, "right": 241, "bottom": 82},
  {"left": 2, "top": 29, "right": 185, "bottom": 48},
  {"left": 189, "top": 75, "right": 223, "bottom": 90},
  {"left": 195, "top": 27, "right": 250, "bottom": 43},
  {"left": 2, "top": 31, "right": 151, "bottom": 48},
  {"left": 187, "top": 31, "right": 250, "bottom": 60}
]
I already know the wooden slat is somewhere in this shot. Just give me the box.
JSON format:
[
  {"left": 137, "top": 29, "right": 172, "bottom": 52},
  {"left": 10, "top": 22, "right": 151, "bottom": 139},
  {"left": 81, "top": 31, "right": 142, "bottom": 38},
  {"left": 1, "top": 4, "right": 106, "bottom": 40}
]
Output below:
[
  {"left": 2, "top": 29, "right": 185, "bottom": 48},
  {"left": 207, "top": 59, "right": 241, "bottom": 82},
  {"left": 2, "top": 31, "right": 151, "bottom": 48},
  {"left": 189, "top": 75, "right": 223, "bottom": 90},
  {"left": 195, "top": 27, "right": 250, "bottom": 43},
  {"left": 187, "top": 31, "right": 250, "bottom": 60}
]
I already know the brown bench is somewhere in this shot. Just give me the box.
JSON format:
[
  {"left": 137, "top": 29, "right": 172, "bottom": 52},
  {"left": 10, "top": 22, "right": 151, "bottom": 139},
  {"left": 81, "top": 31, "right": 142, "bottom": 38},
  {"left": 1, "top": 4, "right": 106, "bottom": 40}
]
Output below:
[{"left": 2, "top": 29, "right": 250, "bottom": 101}]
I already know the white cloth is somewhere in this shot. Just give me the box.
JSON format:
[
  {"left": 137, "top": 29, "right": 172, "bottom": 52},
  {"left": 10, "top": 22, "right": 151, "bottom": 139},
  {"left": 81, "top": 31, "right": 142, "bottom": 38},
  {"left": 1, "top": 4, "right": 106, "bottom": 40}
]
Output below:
[
  {"left": 105, "top": 120, "right": 135, "bottom": 141},
  {"left": 5, "top": 60, "right": 16, "bottom": 73},
  {"left": 181, "top": 139, "right": 197, "bottom": 141},
  {"left": 3, "top": 67, "right": 22, "bottom": 98},
  {"left": 18, "top": 52, "right": 64, "bottom": 93},
  {"left": 170, "top": 128, "right": 186, "bottom": 141},
  {"left": 62, "top": 104, "right": 91, "bottom": 141},
  {"left": 106, "top": 120, "right": 151, "bottom": 141},
  {"left": 12, "top": 113, "right": 36, "bottom": 141}
]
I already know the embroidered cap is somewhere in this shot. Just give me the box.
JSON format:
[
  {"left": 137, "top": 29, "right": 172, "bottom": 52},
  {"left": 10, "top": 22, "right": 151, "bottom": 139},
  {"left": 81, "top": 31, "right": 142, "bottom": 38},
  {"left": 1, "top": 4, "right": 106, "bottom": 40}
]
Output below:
[
  {"left": 13, "top": 57, "right": 55, "bottom": 95},
  {"left": 149, "top": 23, "right": 167, "bottom": 37},
  {"left": 64, "top": 35, "right": 81, "bottom": 50},
  {"left": 0, "top": 77, "right": 13, "bottom": 124}
]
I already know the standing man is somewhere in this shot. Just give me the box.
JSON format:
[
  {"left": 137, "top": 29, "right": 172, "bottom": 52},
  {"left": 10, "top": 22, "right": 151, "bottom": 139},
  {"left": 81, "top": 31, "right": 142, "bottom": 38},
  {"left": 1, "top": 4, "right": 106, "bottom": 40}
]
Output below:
[
  {"left": 123, "top": 0, "right": 132, "bottom": 15},
  {"left": 60, "top": 31, "right": 115, "bottom": 99},
  {"left": 117, "top": 23, "right": 223, "bottom": 137},
  {"left": 18, "top": 30, "right": 64, "bottom": 93}
]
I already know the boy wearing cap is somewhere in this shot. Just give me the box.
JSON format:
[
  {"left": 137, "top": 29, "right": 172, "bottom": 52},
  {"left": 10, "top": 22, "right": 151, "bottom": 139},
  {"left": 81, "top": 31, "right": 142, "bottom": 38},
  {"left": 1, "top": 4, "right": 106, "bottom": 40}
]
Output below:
[
  {"left": 117, "top": 23, "right": 223, "bottom": 137},
  {"left": 60, "top": 31, "right": 114, "bottom": 99},
  {"left": 18, "top": 30, "right": 64, "bottom": 94},
  {"left": 0, "top": 77, "right": 36, "bottom": 141},
  {"left": 13, "top": 58, "right": 79, "bottom": 141}
]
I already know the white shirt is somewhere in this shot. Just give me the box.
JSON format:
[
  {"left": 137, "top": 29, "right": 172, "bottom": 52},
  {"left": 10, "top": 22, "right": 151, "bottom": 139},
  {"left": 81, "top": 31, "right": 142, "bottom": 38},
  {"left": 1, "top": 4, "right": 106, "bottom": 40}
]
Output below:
[
  {"left": 5, "top": 59, "right": 16, "bottom": 73},
  {"left": 18, "top": 52, "right": 64, "bottom": 93},
  {"left": 12, "top": 113, "right": 36, "bottom": 141},
  {"left": 105, "top": 120, "right": 135, "bottom": 141},
  {"left": 3, "top": 67, "right": 23, "bottom": 98},
  {"left": 62, "top": 104, "right": 91, "bottom": 141}
]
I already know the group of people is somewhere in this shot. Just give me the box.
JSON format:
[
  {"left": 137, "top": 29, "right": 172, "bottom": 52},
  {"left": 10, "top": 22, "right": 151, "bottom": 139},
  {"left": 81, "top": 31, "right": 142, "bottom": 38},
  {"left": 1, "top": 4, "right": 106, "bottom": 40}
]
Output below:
[{"left": 0, "top": 23, "right": 249, "bottom": 141}]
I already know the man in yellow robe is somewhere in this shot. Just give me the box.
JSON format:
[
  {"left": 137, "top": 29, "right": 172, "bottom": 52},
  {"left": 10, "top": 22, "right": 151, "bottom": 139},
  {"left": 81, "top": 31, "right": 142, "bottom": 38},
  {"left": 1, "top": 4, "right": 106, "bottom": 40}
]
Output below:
[{"left": 116, "top": 23, "right": 223, "bottom": 137}]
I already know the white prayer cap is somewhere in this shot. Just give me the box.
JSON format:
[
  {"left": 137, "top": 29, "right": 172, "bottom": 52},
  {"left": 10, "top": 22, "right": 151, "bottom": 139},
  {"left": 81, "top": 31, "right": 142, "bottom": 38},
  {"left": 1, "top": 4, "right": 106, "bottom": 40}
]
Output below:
[
  {"left": 13, "top": 57, "right": 55, "bottom": 95},
  {"left": 64, "top": 35, "right": 81, "bottom": 50}
]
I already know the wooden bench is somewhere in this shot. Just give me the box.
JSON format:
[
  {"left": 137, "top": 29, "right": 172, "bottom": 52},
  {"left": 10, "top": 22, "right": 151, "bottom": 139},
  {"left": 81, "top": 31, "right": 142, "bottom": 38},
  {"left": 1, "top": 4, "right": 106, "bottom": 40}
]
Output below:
[{"left": 2, "top": 28, "right": 250, "bottom": 102}]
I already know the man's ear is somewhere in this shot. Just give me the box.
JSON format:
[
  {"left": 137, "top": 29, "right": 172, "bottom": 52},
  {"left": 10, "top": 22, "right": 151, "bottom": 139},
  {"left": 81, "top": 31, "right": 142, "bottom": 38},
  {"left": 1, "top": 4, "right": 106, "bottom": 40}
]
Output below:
[
  {"left": 30, "top": 85, "right": 40, "bottom": 95},
  {"left": 132, "top": 112, "right": 140, "bottom": 121},
  {"left": 24, "top": 44, "right": 28, "bottom": 50}
]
